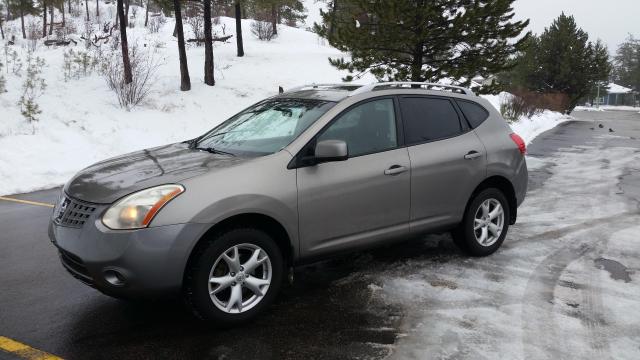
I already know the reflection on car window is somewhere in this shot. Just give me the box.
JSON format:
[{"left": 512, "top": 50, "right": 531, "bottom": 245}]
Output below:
[
  {"left": 197, "top": 99, "right": 336, "bottom": 156},
  {"left": 456, "top": 100, "right": 489, "bottom": 128},
  {"left": 318, "top": 99, "right": 397, "bottom": 157},
  {"left": 400, "top": 97, "right": 462, "bottom": 144}
]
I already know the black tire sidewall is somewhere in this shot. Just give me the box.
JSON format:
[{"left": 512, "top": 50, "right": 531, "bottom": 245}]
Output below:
[
  {"left": 186, "top": 228, "right": 284, "bottom": 325},
  {"left": 460, "top": 188, "right": 510, "bottom": 257}
]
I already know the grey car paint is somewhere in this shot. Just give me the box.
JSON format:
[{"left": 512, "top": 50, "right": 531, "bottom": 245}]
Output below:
[
  {"left": 407, "top": 129, "right": 487, "bottom": 234},
  {"left": 49, "top": 85, "right": 527, "bottom": 297}
]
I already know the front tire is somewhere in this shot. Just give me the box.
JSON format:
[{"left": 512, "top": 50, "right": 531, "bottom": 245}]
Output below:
[
  {"left": 453, "top": 188, "right": 510, "bottom": 257},
  {"left": 184, "top": 228, "right": 284, "bottom": 326}
]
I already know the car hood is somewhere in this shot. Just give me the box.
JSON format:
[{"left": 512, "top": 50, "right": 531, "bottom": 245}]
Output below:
[{"left": 65, "top": 142, "right": 250, "bottom": 204}]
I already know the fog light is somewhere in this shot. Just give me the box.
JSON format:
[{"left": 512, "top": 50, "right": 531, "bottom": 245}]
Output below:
[{"left": 104, "top": 270, "right": 126, "bottom": 287}]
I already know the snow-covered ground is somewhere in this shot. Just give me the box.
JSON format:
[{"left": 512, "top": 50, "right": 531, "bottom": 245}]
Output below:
[{"left": 0, "top": 3, "right": 566, "bottom": 196}]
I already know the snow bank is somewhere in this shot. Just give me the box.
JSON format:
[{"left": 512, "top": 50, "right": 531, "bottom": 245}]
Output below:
[
  {"left": 575, "top": 105, "right": 639, "bottom": 112},
  {"left": 481, "top": 92, "right": 570, "bottom": 144},
  {"left": 508, "top": 110, "right": 571, "bottom": 144}
]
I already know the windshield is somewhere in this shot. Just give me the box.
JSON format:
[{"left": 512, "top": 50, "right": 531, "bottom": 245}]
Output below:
[{"left": 195, "top": 98, "right": 336, "bottom": 156}]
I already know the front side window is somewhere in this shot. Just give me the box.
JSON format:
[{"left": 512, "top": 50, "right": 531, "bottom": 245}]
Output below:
[
  {"left": 400, "top": 97, "right": 463, "bottom": 145},
  {"left": 195, "top": 99, "right": 336, "bottom": 156},
  {"left": 317, "top": 98, "right": 398, "bottom": 157}
]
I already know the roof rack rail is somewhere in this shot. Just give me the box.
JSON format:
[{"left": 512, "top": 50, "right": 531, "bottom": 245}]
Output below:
[
  {"left": 284, "top": 83, "right": 363, "bottom": 93},
  {"left": 350, "top": 82, "right": 475, "bottom": 96}
]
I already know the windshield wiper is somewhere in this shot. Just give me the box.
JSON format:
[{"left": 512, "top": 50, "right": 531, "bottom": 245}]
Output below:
[{"left": 195, "top": 146, "right": 236, "bottom": 157}]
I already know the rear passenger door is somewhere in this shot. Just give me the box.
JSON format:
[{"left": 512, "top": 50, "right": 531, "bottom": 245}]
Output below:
[{"left": 399, "top": 96, "right": 487, "bottom": 233}]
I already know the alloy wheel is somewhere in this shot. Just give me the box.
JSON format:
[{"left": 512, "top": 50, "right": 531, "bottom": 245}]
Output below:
[
  {"left": 473, "top": 198, "right": 505, "bottom": 247},
  {"left": 208, "top": 243, "right": 272, "bottom": 314}
]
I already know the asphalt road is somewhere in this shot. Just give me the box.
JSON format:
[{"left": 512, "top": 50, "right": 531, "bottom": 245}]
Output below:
[{"left": 1, "top": 110, "right": 639, "bottom": 359}]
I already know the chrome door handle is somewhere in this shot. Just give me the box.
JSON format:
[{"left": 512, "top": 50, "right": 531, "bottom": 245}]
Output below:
[
  {"left": 384, "top": 165, "right": 408, "bottom": 175},
  {"left": 464, "top": 151, "right": 482, "bottom": 160}
]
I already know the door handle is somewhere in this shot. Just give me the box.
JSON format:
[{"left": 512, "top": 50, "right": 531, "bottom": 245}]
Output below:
[
  {"left": 384, "top": 165, "right": 408, "bottom": 176},
  {"left": 464, "top": 151, "right": 482, "bottom": 160}
]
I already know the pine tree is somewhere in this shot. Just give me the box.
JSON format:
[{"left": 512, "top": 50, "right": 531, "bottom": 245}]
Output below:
[
  {"left": 174, "top": 0, "right": 191, "bottom": 90},
  {"left": 249, "top": 0, "right": 305, "bottom": 31},
  {"left": 8, "top": 0, "right": 37, "bottom": 38},
  {"left": 235, "top": 0, "right": 244, "bottom": 56},
  {"left": 203, "top": 0, "right": 214, "bottom": 85},
  {"left": 506, "top": 13, "right": 611, "bottom": 112},
  {"left": 613, "top": 35, "right": 640, "bottom": 92},
  {"left": 315, "top": 0, "right": 529, "bottom": 87}
]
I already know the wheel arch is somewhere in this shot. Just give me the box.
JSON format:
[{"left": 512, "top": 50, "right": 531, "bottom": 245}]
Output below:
[
  {"left": 468, "top": 176, "right": 518, "bottom": 224},
  {"left": 183, "top": 213, "right": 294, "bottom": 285}
]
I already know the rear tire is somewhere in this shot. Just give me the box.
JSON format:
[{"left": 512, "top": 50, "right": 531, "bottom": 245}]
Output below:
[
  {"left": 452, "top": 188, "right": 510, "bottom": 257},
  {"left": 184, "top": 228, "right": 284, "bottom": 326}
]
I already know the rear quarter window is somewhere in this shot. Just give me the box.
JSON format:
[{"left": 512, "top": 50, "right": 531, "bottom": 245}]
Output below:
[{"left": 456, "top": 100, "right": 489, "bottom": 128}]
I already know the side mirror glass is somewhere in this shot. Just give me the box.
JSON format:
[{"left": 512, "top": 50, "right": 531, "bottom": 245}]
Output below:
[{"left": 314, "top": 140, "right": 348, "bottom": 163}]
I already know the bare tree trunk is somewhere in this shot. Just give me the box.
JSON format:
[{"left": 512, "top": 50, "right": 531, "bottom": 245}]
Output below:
[
  {"left": 203, "top": 0, "right": 214, "bottom": 86},
  {"left": 235, "top": 1, "right": 243, "bottom": 57},
  {"left": 42, "top": 0, "right": 47, "bottom": 38},
  {"left": 20, "top": 9, "right": 26, "bottom": 38},
  {"left": 144, "top": 0, "right": 149, "bottom": 26},
  {"left": 62, "top": 1, "right": 66, "bottom": 26},
  {"left": 173, "top": 0, "right": 190, "bottom": 90},
  {"left": 85, "top": 0, "right": 89, "bottom": 21},
  {"left": 96, "top": 0, "right": 99, "bottom": 19},
  {"left": 49, "top": 4, "right": 54, "bottom": 35},
  {"left": 270, "top": 3, "right": 277, "bottom": 35},
  {"left": 125, "top": 0, "right": 129, "bottom": 26},
  {"left": 68, "top": 0, "right": 71, "bottom": 14},
  {"left": 0, "top": 14, "right": 4, "bottom": 40},
  {"left": 117, "top": 0, "right": 133, "bottom": 84}
]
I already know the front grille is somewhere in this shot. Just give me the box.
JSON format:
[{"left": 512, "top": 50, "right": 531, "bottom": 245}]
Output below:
[
  {"left": 53, "top": 196, "right": 97, "bottom": 228},
  {"left": 59, "top": 249, "right": 94, "bottom": 286}
]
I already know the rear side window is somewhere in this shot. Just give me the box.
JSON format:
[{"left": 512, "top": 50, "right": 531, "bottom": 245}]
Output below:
[
  {"left": 399, "top": 97, "right": 463, "bottom": 145},
  {"left": 456, "top": 100, "right": 489, "bottom": 128}
]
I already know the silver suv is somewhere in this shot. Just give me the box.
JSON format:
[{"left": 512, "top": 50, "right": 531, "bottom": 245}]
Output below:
[{"left": 49, "top": 82, "right": 528, "bottom": 325}]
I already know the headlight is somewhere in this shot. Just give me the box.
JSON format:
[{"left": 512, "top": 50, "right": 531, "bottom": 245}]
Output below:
[{"left": 102, "top": 184, "right": 185, "bottom": 230}]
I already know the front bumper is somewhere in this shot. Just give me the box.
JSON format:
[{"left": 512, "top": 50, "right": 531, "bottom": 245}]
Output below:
[{"left": 48, "top": 210, "right": 208, "bottom": 298}]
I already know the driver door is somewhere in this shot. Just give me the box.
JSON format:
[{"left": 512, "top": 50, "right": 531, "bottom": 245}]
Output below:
[{"left": 296, "top": 98, "right": 411, "bottom": 258}]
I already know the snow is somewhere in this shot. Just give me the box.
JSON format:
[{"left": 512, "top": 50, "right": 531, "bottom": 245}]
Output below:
[
  {"left": 576, "top": 105, "right": 639, "bottom": 112},
  {"left": 0, "top": 4, "right": 566, "bottom": 196},
  {"left": 605, "top": 82, "right": 633, "bottom": 94},
  {"left": 509, "top": 110, "right": 571, "bottom": 144},
  {"left": 482, "top": 92, "right": 570, "bottom": 144}
]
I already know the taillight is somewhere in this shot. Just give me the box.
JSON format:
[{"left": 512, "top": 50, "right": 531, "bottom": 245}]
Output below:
[{"left": 510, "top": 133, "right": 526, "bottom": 155}]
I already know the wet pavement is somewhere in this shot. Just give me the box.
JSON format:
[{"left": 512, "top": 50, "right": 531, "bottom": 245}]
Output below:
[{"left": 1, "top": 110, "right": 640, "bottom": 359}]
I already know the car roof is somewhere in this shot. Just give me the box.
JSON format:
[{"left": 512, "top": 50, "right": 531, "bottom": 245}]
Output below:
[{"left": 275, "top": 82, "right": 477, "bottom": 103}]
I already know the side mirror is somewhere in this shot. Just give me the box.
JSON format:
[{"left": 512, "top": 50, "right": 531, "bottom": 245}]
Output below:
[{"left": 314, "top": 140, "right": 348, "bottom": 163}]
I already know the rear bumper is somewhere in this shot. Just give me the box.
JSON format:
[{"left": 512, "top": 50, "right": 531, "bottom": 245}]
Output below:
[
  {"left": 515, "top": 159, "right": 528, "bottom": 207},
  {"left": 49, "top": 217, "right": 208, "bottom": 298}
]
